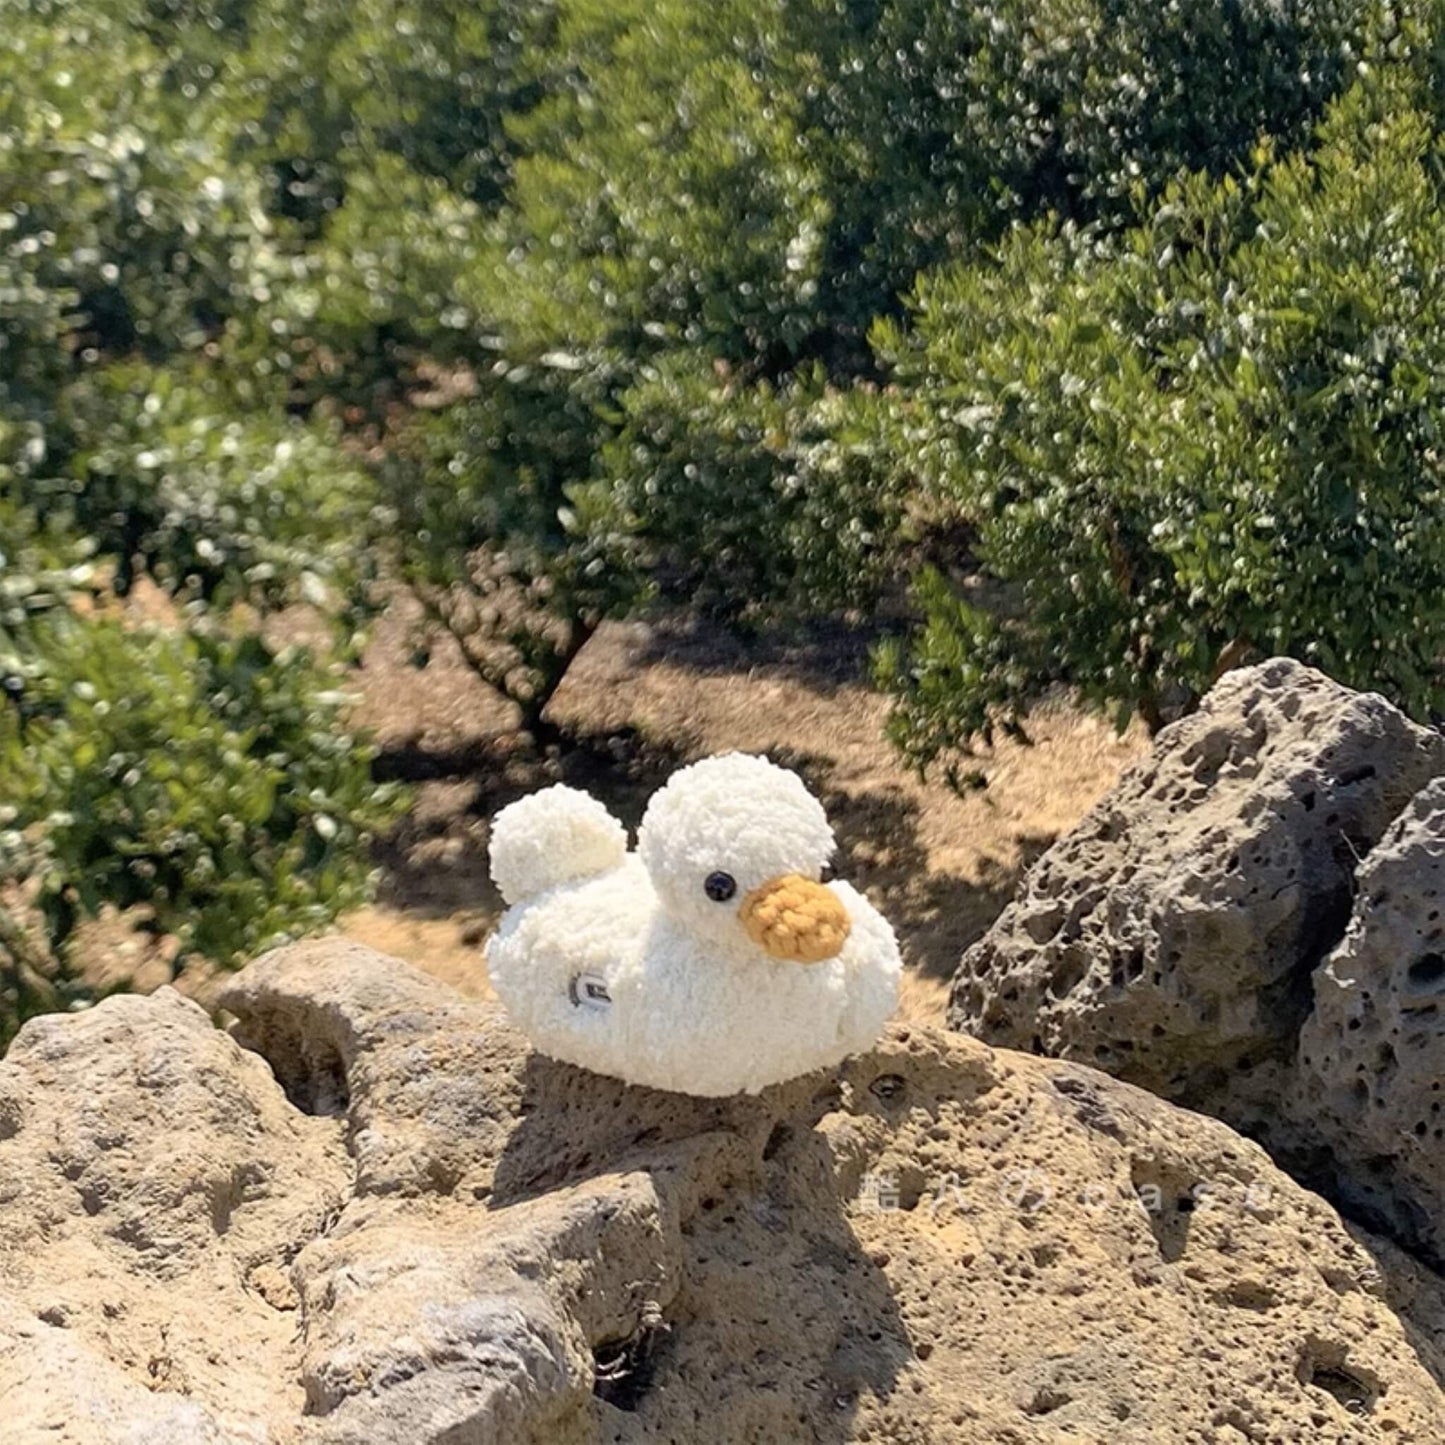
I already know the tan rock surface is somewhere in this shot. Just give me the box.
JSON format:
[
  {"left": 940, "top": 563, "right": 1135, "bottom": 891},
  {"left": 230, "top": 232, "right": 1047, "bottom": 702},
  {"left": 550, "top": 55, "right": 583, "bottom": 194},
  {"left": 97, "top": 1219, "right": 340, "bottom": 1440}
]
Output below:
[
  {"left": 0, "top": 1290, "right": 245, "bottom": 1444},
  {"left": 1, "top": 941, "right": 1443, "bottom": 1442},
  {"left": 0, "top": 987, "right": 349, "bottom": 1442}
]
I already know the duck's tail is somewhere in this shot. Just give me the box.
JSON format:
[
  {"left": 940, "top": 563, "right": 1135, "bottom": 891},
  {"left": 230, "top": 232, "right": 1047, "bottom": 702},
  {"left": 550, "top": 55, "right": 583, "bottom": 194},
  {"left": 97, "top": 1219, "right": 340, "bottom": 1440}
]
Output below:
[{"left": 489, "top": 785, "right": 628, "bottom": 907}]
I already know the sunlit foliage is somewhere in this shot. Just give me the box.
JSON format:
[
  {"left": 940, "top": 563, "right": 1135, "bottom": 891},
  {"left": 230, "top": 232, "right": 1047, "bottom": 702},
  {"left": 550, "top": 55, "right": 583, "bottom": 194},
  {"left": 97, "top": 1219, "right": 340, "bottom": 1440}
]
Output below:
[
  {"left": 0, "top": 2, "right": 402, "bottom": 1033},
  {"left": 877, "top": 73, "right": 1445, "bottom": 767},
  {"left": 3, "top": 0, "right": 1443, "bottom": 1034}
]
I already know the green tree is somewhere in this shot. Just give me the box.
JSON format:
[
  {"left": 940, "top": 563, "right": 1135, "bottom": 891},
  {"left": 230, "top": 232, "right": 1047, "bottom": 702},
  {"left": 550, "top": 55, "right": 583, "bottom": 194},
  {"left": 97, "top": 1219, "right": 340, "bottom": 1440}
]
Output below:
[
  {"left": 378, "top": 354, "right": 641, "bottom": 741},
  {"left": 807, "top": 0, "right": 1377, "bottom": 331},
  {"left": 0, "top": 497, "right": 405, "bottom": 1045},
  {"left": 0, "top": 2, "right": 406, "bottom": 1042},
  {"left": 877, "top": 78, "right": 1445, "bottom": 770},
  {"left": 190, "top": 0, "right": 1400, "bottom": 729},
  {"left": 368, "top": 0, "right": 1386, "bottom": 686},
  {"left": 602, "top": 357, "right": 908, "bottom": 619}
]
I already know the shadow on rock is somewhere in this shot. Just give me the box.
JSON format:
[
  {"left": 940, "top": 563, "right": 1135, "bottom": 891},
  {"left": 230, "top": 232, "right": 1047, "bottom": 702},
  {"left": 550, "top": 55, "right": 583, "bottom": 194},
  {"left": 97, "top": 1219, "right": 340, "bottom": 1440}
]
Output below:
[
  {"left": 1348, "top": 1225, "right": 1445, "bottom": 1396},
  {"left": 492, "top": 1050, "right": 921, "bottom": 1441}
]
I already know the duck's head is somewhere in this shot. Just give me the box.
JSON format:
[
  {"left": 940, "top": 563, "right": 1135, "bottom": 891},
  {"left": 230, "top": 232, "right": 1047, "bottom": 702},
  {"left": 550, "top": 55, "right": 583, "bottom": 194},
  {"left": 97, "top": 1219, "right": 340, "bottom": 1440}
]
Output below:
[{"left": 637, "top": 753, "right": 849, "bottom": 964}]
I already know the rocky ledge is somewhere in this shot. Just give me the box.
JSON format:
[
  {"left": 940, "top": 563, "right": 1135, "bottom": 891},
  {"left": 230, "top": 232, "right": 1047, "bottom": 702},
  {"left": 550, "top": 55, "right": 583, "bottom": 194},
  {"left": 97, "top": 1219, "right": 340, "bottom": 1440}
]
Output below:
[
  {"left": 2, "top": 939, "right": 1443, "bottom": 1442},
  {"left": 951, "top": 658, "right": 1445, "bottom": 1271}
]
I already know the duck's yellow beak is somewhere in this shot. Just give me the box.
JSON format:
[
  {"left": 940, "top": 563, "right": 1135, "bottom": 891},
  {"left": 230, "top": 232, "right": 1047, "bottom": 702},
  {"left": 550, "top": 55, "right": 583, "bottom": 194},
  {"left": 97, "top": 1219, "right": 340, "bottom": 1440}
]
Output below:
[{"left": 740, "top": 873, "right": 851, "bottom": 964}]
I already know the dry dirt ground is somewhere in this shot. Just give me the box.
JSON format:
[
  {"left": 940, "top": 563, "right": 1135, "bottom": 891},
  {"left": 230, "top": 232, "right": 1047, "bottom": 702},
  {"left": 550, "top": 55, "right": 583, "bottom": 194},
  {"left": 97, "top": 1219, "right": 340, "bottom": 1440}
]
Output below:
[{"left": 340, "top": 597, "right": 1147, "bottom": 1024}]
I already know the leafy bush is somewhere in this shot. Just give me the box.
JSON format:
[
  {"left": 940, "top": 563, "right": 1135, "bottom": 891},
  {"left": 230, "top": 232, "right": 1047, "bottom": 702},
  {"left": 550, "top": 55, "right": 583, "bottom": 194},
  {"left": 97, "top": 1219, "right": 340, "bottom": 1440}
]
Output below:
[
  {"left": 352, "top": 0, "right": 1387, "bottom": 679},
  {"left": 809, "top": 0, "right": 1376, "bottom": 317},
  {"left": 499, "top": 0, "right": 830, "bottom": 366},
  {"left": 0, "top": 3, "right": 407, "bottom": 1043},
  {"left": 878, "top": 78, "right": 1445, "bottom": 769},
  {"left": 0, "top": 7, "right": 269, "bottom": 361},
  {"left": 1, "top": 613, "right": 403, "bottom": 965},
  {"left": 231, "top": 0, "right": 553, "bottom": 213},
  {"left": 0, "top": 491, "right": 398, "bottom": 1042},
  {"left": 488, "top": 0, "right": 1379, "bottom": 372},
  {"left": 50, "top": 364, "right": 384, "bottom": 607},
  {"left": 75, "top": 0, "right": 1386, "bottom": 737}
]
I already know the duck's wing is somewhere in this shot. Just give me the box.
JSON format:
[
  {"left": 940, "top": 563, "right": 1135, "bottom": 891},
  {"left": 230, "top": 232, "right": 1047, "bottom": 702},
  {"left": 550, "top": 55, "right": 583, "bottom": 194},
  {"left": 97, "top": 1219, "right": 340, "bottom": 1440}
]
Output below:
[{"left": 486, "top": 856, "right": 653, "bottom": 1042}]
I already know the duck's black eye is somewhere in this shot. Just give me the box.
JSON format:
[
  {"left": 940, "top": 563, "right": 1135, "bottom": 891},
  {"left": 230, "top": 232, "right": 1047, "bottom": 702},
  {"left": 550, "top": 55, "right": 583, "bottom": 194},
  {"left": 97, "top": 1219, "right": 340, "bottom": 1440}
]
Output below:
[{"left": 704, "top": 870, "right": 737, "bottom": 902}]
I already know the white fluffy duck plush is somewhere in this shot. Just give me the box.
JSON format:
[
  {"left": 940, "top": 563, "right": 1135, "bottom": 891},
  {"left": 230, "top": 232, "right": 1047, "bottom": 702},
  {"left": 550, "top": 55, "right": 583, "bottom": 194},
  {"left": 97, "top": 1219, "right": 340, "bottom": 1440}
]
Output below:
[{"left": 485, "top": 752, "right": 901, "bottom": 1096}]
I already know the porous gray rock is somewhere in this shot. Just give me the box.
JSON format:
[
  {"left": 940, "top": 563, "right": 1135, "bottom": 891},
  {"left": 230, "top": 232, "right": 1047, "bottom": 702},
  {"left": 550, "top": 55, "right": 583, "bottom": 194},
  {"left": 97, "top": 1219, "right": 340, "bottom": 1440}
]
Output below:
[
  {"left": 3, "top": 940, "right": 1445, "bottom": 1442},
  {"left": 950, "top": 658, "right": 1445, "bottom": 1127},
  {"left": 1295, "top": 778, "right": 1445, "bottom": 1264}
]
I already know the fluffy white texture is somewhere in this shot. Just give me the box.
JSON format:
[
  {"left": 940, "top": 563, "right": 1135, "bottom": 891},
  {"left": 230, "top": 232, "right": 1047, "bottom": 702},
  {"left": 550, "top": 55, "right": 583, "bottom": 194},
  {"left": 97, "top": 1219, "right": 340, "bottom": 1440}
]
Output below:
[
  {"left": 637, "top": 752, "right": 836, "bottom": 941},
  {"left": 485, "top": 753, "right": 901, "bottom": 1096},
  {"left": 488, "top": 785, "right": 628, "bottom": 907}
]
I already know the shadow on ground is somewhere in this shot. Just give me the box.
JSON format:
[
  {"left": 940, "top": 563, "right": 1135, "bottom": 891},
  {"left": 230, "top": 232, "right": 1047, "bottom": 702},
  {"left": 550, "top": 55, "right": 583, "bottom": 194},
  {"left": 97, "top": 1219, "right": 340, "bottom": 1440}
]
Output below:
[
  {"left": 370, "top": 724, "right": 697, "bottom": 921},
  {"left": 767, "top": 746, "right": 1052, "bottom": 981},
  {"left": 624, "top": 612, "right": 885, "bottom": 699}
]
